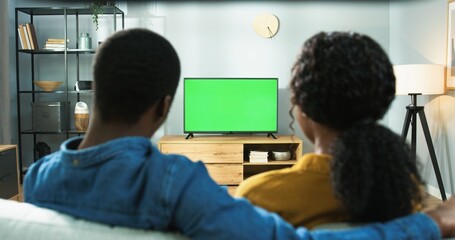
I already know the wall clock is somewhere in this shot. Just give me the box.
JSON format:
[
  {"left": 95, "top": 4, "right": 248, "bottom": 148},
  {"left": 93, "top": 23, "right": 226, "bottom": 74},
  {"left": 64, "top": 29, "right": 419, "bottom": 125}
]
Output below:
[{"left": 252, "top": 13, "right": 279, "bottom": 38}]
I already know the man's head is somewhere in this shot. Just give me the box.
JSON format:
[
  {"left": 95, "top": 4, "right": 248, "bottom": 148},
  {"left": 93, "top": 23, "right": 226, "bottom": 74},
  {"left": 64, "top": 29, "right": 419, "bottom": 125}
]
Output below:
[{"left": 93, "top": 28, "right": 180, "bottom": 125}]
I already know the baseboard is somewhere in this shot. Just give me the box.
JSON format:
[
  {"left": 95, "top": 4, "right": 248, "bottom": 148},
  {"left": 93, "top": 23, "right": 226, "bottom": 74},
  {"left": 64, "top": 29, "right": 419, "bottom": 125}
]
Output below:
[{"left": 426, "top": 184, "right": 452, "bottom": 200}]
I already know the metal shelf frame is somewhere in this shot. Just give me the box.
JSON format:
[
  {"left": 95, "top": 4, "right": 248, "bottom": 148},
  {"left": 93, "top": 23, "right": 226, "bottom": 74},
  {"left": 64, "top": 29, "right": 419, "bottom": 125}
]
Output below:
[{"left": 15, "top": 6, "right": 124, "bottom": 182}]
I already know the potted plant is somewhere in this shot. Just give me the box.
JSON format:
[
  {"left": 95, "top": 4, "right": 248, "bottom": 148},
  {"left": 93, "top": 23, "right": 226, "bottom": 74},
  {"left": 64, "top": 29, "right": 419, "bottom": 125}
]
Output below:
[{"left": 88, "top": 0, "right": 116, "bottom": 30}]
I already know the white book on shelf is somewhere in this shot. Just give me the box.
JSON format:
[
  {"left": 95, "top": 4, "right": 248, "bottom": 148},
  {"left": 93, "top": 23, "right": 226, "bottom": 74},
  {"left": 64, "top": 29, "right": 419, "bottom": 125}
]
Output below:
[
  {"left": 22, "top": 24, "right": 31, "bottom": 50},
  {"left": 249, "top": 154, "right": 268, "bottom": 158},
  {"left": 18, "top": 24, "right": 29, "bottom": 49},
  {"left": 250, "top": 153, "right": 268, "bottom": 157},
  {"left": 44, "top": 43, "right": 65, "bottom": 48},
  {"left": 250, "top": 150, "right": 268, "bottom": 155},
  {"left": 249, "top": 157, "right": 268, "bottom": 163},
  {"left": 17, "top": 28, "right": 24, "bottom": 49},
  {"left": 249, "top": 153, "right": 268, "bottom": 162}
]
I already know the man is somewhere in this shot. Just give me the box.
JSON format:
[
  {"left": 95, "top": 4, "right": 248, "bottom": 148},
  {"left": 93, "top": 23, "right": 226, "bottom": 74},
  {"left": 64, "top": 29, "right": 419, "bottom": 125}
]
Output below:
[{"left": 24, "top": 28, "right": 455, "bottom": 239}]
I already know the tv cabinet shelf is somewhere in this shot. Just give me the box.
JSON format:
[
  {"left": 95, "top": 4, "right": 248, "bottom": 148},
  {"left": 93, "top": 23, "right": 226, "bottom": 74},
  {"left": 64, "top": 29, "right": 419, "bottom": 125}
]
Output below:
[
  {"left": 243, "top": 160, "right": 296, "bottom": 165},
  {"left": 158, "top": 135, "right": 302, "bottom": 195}
]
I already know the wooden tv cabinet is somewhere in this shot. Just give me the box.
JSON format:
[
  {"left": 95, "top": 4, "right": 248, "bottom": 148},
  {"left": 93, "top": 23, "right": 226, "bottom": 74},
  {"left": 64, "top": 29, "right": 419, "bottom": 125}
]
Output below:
[{"left": 158, "top": 135, "right": 302, "bottom": 194}]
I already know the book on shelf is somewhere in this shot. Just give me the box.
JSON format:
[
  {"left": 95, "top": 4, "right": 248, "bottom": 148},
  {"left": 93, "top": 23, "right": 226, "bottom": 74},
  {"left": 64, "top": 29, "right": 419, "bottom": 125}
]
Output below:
[
  {"left": 44, "top": 43, "right": 65, "bottom": 48},
  {"left": 249, "top": 150, "right": 268, "bottom": 156},
  {"left": 43, "top": 38, "right": 68, "bottom": 49},
  {"left": 17, "top": 26, "right": 26, "bottom": 49},
  {"left": 249, "top": 150, "right": 268, "bottom": 163},
  {"left": 17, "top": 24, "right": 29, "bottom": 49},
  {"left": 25, "top": 23, "right": 39, "bottom": 50},
  {"left": 249, "top": 157, "right": 268, "bottom": 163},
  {"left": 17, "top": 23, "right": 38, "bottom": 50},
  {"left": 22, "top": 25, "right": 31, "bottom": 50},
  {"left": 46, "top": 38, "right": 68, "bottom": 44}
]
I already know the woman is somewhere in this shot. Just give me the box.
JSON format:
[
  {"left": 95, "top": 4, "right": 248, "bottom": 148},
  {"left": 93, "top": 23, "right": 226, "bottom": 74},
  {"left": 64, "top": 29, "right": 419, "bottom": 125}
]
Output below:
[{"left": 235, "top": 31, "right": 423, "bottom": 229}]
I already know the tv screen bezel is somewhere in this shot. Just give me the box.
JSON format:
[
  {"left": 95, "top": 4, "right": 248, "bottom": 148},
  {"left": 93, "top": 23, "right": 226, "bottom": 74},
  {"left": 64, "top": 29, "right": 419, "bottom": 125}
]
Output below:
[{"left": 183, "top": 77, "right": 279, "bottom": 134}]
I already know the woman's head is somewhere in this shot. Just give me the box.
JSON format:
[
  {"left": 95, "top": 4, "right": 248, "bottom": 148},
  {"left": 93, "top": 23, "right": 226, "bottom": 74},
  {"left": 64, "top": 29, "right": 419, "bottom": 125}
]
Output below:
[
  {"left": 290, "top": 31, "right": 395, "bottom": 130},
  {"left": 290, "top": 31, "right": 423, "bottom": 222}
]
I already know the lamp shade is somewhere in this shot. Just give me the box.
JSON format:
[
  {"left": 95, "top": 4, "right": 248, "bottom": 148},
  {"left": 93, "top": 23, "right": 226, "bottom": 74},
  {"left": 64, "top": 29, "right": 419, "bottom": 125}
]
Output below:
[{"left": 393, "top": 64, "right": 445, "bottom": 95}]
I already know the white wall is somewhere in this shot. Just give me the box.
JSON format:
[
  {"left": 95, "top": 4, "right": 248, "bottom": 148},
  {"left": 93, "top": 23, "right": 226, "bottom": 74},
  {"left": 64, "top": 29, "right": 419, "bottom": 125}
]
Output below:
[
  {"left": 126, "top": 0, "right": 455, "bottom": 198},
  {"left": 390, "top": 0, "right": 454, "bottom": 198},
  {"left": 154, "top": 1, "right": 391, "bottom": 150},
  {"left": 11, "top": 0, "right": 391, "bottom": 154}
]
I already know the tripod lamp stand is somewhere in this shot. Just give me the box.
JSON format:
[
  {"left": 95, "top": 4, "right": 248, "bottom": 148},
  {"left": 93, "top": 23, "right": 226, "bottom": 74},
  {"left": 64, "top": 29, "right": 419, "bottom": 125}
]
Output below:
[{"left": 393, "top": 64, "right": 447, "bottom": 201}]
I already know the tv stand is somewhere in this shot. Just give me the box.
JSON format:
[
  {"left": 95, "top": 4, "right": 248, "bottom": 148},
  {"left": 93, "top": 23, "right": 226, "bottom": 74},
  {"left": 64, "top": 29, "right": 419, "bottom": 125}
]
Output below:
[
  {"left": 267, "top": 133, "right": 277, "bottom": 139},
  {"left": 158, "top": 135, "right": 302, "bottom": 195},
  {"left": 185, "top": 133, "right": 194, "bottom": 139}
]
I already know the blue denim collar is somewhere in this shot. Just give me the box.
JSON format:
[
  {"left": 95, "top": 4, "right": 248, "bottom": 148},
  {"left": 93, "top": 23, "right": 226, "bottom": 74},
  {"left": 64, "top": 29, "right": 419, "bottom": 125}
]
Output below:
[{"left": 59, "top": 136, "right": 154, "bottom": 168}]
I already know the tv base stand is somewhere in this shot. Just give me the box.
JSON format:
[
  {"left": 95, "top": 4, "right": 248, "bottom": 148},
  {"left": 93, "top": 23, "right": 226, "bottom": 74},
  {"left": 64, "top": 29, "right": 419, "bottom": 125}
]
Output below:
[
  {"left": 185, "top": 133, "right": 194, "bottom": 139},
  {"left": 267, "top": 133, "right": 277, "bottom": 139}
]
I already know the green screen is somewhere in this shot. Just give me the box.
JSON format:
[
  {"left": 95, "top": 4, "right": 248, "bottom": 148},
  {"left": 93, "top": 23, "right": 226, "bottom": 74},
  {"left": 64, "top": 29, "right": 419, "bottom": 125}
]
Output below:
[{"left": 184, "top": 78, "right": 278, "bottom": 133}]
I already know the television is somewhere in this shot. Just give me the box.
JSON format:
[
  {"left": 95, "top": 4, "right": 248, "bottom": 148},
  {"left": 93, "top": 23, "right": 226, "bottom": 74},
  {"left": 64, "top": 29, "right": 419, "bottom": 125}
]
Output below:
[{"left": 184, "top": 78, "right": 278, "bottom": 138}]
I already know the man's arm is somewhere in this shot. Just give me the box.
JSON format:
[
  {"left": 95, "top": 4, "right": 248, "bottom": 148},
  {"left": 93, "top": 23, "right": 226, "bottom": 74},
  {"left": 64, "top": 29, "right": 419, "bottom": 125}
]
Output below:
[
  {"left": 305, "top": 213, "right": 439, "bottom": 240},
  {"left": 169, "top": 160, "right": 442, "bottom": 240},
  {"left": 425, "top": 196, "right": 455, "bottom": 238}
]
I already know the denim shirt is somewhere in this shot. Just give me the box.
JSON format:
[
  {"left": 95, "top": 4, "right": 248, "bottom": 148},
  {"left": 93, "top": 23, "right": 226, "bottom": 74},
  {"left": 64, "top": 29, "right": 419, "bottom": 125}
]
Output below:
[{"left": 24, "top": 136, "right": 441, "bottom": 240}]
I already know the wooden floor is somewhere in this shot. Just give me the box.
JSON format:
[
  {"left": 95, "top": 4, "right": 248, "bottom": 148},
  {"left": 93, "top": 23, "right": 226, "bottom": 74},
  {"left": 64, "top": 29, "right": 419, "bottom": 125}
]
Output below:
[
  {"left": 422, "top": 191, "right": 443, "bottom": 211},
  {"left": 12, "top": 185, "right": 23, "bottom": 202}
]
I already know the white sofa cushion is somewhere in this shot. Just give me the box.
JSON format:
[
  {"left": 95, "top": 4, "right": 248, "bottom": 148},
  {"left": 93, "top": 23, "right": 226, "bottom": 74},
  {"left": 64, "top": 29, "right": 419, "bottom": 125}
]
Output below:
[{"left": 0, "top": 199, "right": 188, "bottom": 240}]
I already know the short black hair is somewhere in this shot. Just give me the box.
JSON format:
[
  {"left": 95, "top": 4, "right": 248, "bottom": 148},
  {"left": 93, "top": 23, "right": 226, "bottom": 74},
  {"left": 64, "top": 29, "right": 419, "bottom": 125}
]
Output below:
[
  {"left": 93, "top": 28, "right": 180, "bottom": 124},
  {"left": 290, "top": 32, "right": 423, "bottom": 222}
]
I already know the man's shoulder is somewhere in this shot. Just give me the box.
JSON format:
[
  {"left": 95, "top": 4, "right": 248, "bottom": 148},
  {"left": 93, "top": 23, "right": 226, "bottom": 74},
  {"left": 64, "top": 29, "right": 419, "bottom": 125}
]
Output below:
[{"left": 26, "top": 151, "right": 62, "bottom": 175}]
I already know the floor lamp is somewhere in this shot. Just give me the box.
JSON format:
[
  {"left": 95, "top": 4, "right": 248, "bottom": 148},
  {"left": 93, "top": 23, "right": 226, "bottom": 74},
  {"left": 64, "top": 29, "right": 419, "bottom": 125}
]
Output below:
[{"left": 393, "top": 64, "right": 447, "bottom": 201}]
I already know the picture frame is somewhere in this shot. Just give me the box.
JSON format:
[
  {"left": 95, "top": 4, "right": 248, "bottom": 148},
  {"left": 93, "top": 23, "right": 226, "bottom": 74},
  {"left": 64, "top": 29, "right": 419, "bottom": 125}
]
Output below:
[{"left": 447, "top": 0, "right": 455, "bottom": 89}]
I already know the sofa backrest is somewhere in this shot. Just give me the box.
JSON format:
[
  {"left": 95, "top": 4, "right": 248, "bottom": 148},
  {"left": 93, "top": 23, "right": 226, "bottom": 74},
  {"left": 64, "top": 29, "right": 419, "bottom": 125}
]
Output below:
[{"left": 0, "top": 199, "right": 188, "bottom": 240}]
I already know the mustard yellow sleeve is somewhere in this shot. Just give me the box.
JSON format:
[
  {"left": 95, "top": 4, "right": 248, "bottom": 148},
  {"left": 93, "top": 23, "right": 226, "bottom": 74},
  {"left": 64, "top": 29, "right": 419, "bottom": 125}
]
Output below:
[
  {"left": 235, "top": 171, "right": 288, "bottom": 214},
  {"left": 235, "top": 174, "right": 261, "bottom": 198}
]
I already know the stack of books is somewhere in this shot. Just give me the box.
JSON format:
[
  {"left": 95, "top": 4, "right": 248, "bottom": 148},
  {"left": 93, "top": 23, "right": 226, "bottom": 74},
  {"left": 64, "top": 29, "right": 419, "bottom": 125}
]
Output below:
[
  {"left": 249, "top": 150, "right": 269, "bottom": 163},
  {"left": 44, "top": 39, "right": 67, "bottom": 50},
  {"left": 17, "top": 23, "right": 38, "bottom": 50}
]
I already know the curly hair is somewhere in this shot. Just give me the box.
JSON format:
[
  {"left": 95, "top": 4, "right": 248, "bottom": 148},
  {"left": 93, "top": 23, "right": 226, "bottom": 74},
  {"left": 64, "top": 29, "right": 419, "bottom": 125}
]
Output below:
[
  {"left": 93, "top": 28, "right": 180, "bottom": 124},
  {"left": 290, "top": 32, "right": 423, "bottom": 222},
  {"left": 332, "top": 123, "right": 422, "bottom": 222}
]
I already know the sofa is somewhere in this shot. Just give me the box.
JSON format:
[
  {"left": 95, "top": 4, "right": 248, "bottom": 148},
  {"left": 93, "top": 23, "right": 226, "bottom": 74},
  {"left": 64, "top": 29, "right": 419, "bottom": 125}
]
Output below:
[
  {"left": 3, "top": 198, "right": 454, "bottom": 239},
  {"left": 0, "top": 199, "right": 188, "bottom": 240}
]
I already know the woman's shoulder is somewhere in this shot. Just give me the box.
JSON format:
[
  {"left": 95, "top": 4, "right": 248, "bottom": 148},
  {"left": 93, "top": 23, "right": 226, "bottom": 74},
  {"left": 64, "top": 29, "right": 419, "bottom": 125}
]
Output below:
[{"left": 235, "top": 167, "right": 296, "bottom": 197}]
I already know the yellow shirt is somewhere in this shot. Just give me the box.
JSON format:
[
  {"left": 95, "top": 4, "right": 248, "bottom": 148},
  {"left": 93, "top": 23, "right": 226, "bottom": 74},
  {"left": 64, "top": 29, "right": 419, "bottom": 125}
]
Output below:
[{"left": 235, "top": 153, "right": 349, "bottom": 229}]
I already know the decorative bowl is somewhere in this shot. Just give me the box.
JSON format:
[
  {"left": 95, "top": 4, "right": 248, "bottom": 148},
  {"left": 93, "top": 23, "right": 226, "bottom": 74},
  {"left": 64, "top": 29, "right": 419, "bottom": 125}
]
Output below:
[
  {"left": 272, "top": 151, "right": 291, "bottom": 161},
  {"left": 33, "top": 81, "right": 63, "bottom": 91}
]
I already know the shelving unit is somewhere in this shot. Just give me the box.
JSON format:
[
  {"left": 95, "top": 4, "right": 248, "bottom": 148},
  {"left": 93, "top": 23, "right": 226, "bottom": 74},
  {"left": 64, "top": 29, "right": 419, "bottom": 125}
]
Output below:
[
  {"left": 158, "top": 135, "right": 302, "bottom": 194},
  {"left": 15, "top": 7, "right": 124, "bottom": 181}
]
